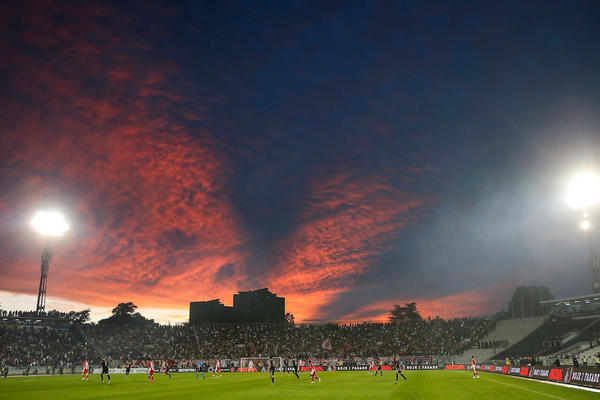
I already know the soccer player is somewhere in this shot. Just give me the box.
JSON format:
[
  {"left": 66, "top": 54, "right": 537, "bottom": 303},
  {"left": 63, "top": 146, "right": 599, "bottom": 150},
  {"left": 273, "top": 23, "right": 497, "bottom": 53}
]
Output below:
[
  {"left": 394, "top": 360, "right": 407, "bottom": 384},
  {"left": 125, "top": 361, "right": 131, "bottom": 377},
  {"left": 283, "top": 359, "right": 289, "bottom": 374},
  {"left": 196, "top": 360, "right": 205, "bottom": 380},
  {"left": 81, "top": 359, "right": 89, "bottom": 381},
  {"left": 161, "top": 361, "right": 172, "bottom": 379},
  {"left": 471, "top": 356, "right": 479, "bottom": 379},
  {"left": 369, "top": 360, "right": 375, "bottom": 374},
  {"left": 374, "top": 359, "right": 383, "bottom": 376},
  {"left": 309, "top": 362, "right": 320, "bottom": 383},
  {"left": 214, "top": 360, "right": 222, "bottom": 377},
  {"left": 248, "top": 359, "right": 254, "bottom": 372},
  {"left": 269, "top": 359, "right": 276, "bottom": 385},
  {"left": 147, "top": 360, "right": 155, "bottom": 383},
  {"left": 292, "top": 359, "right": 300, "bottom": 381},
  {"left": 100, "top": 358, "right": 111, "bottom": 384}
]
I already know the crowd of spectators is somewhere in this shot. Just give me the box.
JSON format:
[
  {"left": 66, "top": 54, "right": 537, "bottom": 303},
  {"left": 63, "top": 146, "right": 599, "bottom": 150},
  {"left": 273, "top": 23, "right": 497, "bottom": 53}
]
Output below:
[
  {"left": 474, "top": 339, "right": 508, "bottom": 349},
  {"left": 0, "top": 311, "right": 494, "bottom": 368},
  {"left": 0, "top": 310, "right": 73, "bottom": 319},
  {"left": 0, "top": 326, "right": 88, "bottom": 370}
]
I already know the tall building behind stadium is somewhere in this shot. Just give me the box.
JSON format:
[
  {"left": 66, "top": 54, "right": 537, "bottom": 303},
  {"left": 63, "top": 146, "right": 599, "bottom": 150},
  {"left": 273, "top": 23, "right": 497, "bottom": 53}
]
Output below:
[{"left": 189, "top": 288, "right": 285, "bottom": 324}]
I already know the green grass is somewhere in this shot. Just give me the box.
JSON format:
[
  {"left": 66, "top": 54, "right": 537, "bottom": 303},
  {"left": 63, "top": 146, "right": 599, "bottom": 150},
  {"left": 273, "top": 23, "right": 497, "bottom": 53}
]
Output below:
[{"left": 0, "top": 370, "right": 597, "bottom": 400}]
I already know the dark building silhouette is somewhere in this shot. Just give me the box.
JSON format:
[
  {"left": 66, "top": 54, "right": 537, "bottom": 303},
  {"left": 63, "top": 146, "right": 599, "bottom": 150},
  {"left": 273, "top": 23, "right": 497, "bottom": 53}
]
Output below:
[
  {"left": 233, "top": 288, "right": 285, "bottom": 322},
  {"left": 189, "top": 288, "right": 285, "bottom": 323},
  {"left": 189, "top": 299, "right": 238, "bottom": 323}
]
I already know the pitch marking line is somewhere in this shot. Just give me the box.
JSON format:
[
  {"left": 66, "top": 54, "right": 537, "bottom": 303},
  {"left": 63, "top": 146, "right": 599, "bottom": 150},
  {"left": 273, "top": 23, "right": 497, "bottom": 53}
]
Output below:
[
  {"left": 484, "top": 375, "right": 569, "bottom": 400},
  {"left": 480, "top": 371, "right": 600, "bottom": 393}
]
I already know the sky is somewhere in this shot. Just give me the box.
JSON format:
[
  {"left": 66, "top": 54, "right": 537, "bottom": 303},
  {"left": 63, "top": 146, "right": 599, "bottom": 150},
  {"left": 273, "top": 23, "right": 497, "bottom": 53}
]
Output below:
[{"left": 1, "top": 1, "right": 600, "bottom": 324}]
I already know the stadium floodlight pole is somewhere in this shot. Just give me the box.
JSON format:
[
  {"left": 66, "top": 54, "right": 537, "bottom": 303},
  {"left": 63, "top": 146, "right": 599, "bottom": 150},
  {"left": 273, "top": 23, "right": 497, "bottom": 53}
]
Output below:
[
  {"left": 31, "top": 211, "right": 69, "bottom": 314},
  {"left": 566, "top": 171, "right": 600, "bottom": 293}
]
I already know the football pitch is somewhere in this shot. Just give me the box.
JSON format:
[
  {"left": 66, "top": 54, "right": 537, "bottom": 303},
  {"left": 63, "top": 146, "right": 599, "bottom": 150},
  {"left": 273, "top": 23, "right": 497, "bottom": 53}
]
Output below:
[{"left": 1, "top": 370, "right": 598, "bottom": 400}]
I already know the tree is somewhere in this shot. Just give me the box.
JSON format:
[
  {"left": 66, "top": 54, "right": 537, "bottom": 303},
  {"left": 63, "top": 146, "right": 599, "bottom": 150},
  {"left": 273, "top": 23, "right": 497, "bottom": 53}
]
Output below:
[
  {"left": 389, "top": 302, "right": 422, "bottom": 324},
  {"left": 285, "top": 312, "right": 295, "bottom": 326},
  {"left": 100, "top": 302, "right": 152, "bottom": 326},
  {"left": 69, "top": 309, "right": 90, "bottom": 324},
  {"left": 112, "top": 302, "right": 138, "bottom": 317}
]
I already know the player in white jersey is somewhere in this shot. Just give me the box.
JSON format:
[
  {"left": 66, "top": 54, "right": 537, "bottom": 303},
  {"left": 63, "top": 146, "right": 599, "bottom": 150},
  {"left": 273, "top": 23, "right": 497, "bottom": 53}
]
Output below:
[
  {"left": 471, "top": 356, "right": 479, "bottom": 379},
  {"left": 81, "top": 359, "right": 89, "bottom": 381}
]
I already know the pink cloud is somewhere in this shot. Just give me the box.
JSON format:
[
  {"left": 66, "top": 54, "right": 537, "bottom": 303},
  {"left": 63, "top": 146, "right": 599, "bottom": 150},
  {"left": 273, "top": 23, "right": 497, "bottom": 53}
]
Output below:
[{"left": 266, "top": 171, "right": 430, "bottom": 321}]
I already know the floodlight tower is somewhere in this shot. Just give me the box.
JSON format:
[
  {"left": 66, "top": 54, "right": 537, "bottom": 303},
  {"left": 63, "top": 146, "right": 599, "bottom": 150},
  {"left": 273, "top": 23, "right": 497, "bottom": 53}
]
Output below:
[
  {"left": 566, "top": 171, "right": 600, "bottom": 293},
  {"left": 31, "top": 211, "right": 69, "bottom": 313}
]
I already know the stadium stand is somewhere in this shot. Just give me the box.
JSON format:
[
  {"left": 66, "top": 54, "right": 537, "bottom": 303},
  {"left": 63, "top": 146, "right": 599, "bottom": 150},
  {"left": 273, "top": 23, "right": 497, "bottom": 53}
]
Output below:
[
  {"left": 494, "top": 315, "right": 599, "bottom": 359},
  {"left": 0, "top": 312, "right": 493, "bottom": 369},
  {"left": 454, "top": 316, "right": 545, "bottom": 363}
]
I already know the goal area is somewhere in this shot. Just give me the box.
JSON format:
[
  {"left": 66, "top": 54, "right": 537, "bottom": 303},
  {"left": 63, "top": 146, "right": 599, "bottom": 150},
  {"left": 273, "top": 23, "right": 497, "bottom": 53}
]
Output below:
[{"left": 239, "top": 357, "right": 283, "bottom": 372}]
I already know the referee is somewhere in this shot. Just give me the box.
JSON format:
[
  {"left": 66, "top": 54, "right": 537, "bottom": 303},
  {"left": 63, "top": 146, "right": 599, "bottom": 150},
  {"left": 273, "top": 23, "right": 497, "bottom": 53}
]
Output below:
[{"left": 100, "top": 358, "right": 111, "bottom": 384}]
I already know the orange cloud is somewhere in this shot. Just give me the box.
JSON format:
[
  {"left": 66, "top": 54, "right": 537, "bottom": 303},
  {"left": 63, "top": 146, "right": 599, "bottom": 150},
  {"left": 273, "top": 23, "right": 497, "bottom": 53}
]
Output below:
[
  {"left": 267, "top": 171, "right": 430, "bottom": 321},
  {"left": 0, "top": 3, "right": 247, "bottom": 312},
  {"left": 0, "top": 3, "right": 436, "bottom": 323},
  {"left": 338, "top": 283, "right": 513, "bottom": 322}
]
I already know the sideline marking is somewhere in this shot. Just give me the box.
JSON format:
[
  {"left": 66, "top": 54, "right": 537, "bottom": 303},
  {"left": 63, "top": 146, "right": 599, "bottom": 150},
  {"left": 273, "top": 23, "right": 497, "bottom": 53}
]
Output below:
[
  {"left": 484, "top": 375, "right": 567, "bottom": 400},
  {"left": 481, "top": 371, "right": 600, "bottom": 393}
]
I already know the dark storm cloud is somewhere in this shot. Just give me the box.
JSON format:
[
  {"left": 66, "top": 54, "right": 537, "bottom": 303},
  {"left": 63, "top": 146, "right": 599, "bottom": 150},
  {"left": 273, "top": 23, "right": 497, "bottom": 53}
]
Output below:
[{"left": 1, "top": 0, "right": 599, "bottom": 321}]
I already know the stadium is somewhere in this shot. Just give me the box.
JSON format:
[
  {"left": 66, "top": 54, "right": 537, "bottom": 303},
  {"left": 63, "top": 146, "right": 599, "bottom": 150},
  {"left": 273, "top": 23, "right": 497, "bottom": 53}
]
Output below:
[{"left": 2, "top": 1, "right": 600, "bottom": 399}]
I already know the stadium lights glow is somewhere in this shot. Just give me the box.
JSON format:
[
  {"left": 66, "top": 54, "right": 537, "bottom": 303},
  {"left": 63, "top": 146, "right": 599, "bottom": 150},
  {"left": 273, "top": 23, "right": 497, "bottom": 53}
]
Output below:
[
  {"left": 566, "top": 171, "right": 600, "bottom": 209},
  {"left": 31, "top": 211, "right": 69, "bottom": 237},
  {"left": 581, "top": 220, "right": 591, "bottom": 231}
]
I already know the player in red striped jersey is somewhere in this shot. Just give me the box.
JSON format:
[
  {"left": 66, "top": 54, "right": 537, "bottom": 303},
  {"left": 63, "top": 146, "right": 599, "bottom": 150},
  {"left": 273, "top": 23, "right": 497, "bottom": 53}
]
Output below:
[
  {"left": 309, "top": 362, "right": 320, "bottom": 383},
  {"left": 147, "top": 360, "right": 155, "bottom": 383},
  {"left": 471, "top": 356, "right": 479, "bottom": 379},
  {"left": 81, "top": 359, "right": 89, "bottom": 381}
]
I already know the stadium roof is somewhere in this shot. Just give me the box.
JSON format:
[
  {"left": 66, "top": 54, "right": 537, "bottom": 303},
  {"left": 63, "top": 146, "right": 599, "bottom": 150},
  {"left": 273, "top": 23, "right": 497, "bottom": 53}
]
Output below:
[{"left": 540, "top": 293, "right": 600, "bottom": 306}]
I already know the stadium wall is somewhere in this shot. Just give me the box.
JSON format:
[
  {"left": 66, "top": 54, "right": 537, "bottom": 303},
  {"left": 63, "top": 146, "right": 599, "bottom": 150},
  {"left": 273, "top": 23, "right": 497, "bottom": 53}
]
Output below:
[{"left": 472, "top": 362, "right": 600, "bottom": 390}]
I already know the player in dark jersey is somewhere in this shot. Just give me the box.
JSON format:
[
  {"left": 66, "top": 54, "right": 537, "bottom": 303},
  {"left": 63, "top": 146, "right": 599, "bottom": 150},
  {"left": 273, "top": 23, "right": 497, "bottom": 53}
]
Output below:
[
  {"left": 161, "top": 361, "right": 172, "bottom": 379},
  {"left": 269, "top": 359, "right": 276, "bottom": 384},
  {"left": 283, "top": 359, "right": 289, "bottom": 374},
  {"left": 292, "top": 359, "right": 300, "bottom": 380},
  {"left": 395, "top": 360, "right": 407, "bottom": 383},
  {"left": 100, "top": 358, "right": 111, "bottom": 384},
  {"left": 125, "top": 361, "right": 131, "bottom": 377},
  {"left": 374, "top": 359, "right": 383, "bottom": 376}
]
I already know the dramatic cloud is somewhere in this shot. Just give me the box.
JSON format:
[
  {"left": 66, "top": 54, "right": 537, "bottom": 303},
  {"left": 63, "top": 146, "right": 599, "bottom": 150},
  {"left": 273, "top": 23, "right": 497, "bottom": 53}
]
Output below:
[
  {"left": 0, "top": 3, "right": 247, "bottom": 312},
  {"left": 3, "top": 1, "right": 597, "bottom": 323},
  {"left": 267, "top": 171, "right": 429, "bottom": 321}
]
